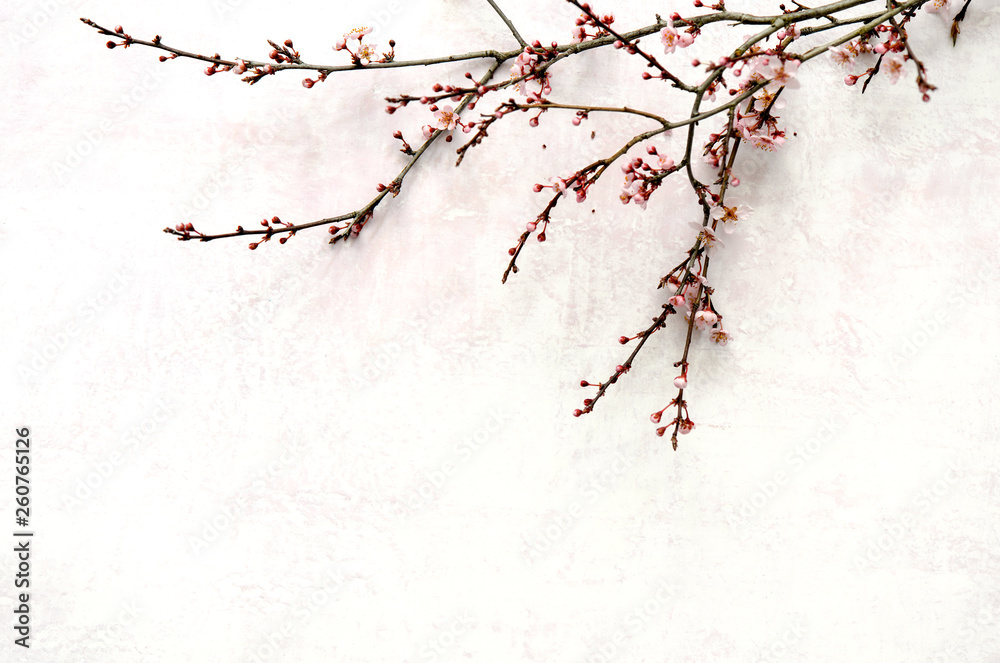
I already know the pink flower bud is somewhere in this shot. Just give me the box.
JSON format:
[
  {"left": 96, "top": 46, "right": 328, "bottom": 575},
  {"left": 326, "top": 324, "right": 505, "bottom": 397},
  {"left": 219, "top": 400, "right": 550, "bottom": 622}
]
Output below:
[
  {"left": 580, "top": 380, "right": 590, "bottom": 387},
  {"left": 302, "top": 78, "right": 314, "bottom": 88},
  {"left": 573, "top": 409, "right": 583, "bottom": 417},
  {"left": 650, "top": 412, "right": 662, "bottom": 424},
  {"left": 656, "top": 427, "right": 667, "bottom": 437},
  {"left": 674, "top": 375, "right": 687, "bottom": 389},
  {"left": 619, "top": 336, "right": 629, "bottom": 345},
  {"left": 845, "top": 75, "right": 858, "bottom": 86},
  {"left": 526, "top": 221, "right": 537, "bottom": 232}
]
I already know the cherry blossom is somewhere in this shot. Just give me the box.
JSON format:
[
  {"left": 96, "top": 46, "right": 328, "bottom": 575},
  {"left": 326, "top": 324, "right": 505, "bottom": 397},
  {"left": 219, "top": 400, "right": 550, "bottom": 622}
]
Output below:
[
  {"left": 690, "top": 222, "right": 725, "bottom": 256},
  {"left": 883, "top": 54, "right": 907, "bottom": 84},
  {"left": 694, "top": 309, "right": 718, "bottom": 330},
  {"left": 357, "top": 42, "right": 379, "bottom": 63},
  {"left": 345, "top": 26, "right": 373, "bottom": 42},
  {"left": 711, "top": 202, "right": 753, "bottom": 234},
  {"left": 764, "top": 58, "right": 800, "bottom": 92},
  {"left": 660, "top": 20, "right": 694, "bottom": 54},
  {"left": 433, "top": 105, "right": 459, "bottom": 131},
  {"left": 710, "top": 328, "right": 731, "bottom": 345}
]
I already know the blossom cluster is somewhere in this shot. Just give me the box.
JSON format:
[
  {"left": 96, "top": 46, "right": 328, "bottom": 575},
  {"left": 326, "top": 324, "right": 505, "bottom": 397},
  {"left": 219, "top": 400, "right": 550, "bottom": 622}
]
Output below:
[
  {"left": 509, "top": 42, "right": 558, "bottom": 101},
  {"left": 571, "top": 5, "right": 615, "bottom": 44},
  {"left": 619, "top": 147, "right": 677, "bottom": 210}
]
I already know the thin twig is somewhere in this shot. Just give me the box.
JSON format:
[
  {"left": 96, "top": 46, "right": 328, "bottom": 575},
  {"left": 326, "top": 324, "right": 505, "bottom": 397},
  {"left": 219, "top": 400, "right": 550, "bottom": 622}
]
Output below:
[{"left": 485, "top": 0, "right": 527, "bottom": 48}]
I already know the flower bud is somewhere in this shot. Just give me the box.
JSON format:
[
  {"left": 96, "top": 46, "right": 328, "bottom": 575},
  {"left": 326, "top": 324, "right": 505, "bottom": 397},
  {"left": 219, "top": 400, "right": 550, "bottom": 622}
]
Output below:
[{"left": 674, "top": 375, "right": 687, "bottom": 389}]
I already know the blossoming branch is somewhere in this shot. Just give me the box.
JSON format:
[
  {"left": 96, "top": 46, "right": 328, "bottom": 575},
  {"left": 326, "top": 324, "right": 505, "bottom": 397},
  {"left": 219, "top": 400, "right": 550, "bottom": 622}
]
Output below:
[{"left": 82, "top": 0, "right": 974, "bottom": 448}]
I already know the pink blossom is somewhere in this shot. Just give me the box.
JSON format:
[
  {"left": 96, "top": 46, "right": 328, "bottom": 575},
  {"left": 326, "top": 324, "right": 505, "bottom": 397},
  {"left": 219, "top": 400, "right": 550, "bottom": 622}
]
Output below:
[
  {"left": 710, "top": 328, "right": 731, "bottom": 345},
  {"left": 678, "top": 419, "right": 695, "bottom": 435},
  {"left": 776, "top": 24, "right": 801, "bottom": 41},
  {"left": 711, "top": 202, "right": 752, "bottom": 234},
  {"left": 571, "top": 26, "right": 586, "bottom": 44},
  {"left": 924, "top": 0, "right": 950, "bottom": 12},
  {"left": 344, "top": 26, "right": 373, "bottom": 42},
  {"left": 433, "top": 105, "right": 459, "bottom": 131},
  {"left": 357, "top": 43, "right": 378, "bottom": 63},
  {"left": 751, "top": 90, "right": 786, "bottom": 113},
  {"left": 694, "top": 309, "right": 718, "bottom": 330},
  {"left": 748, "top": 134, "right": 785, "bottom": 151},
  {"left": 689, "top": 222, "right": 725, "bottom": 256},
  {"left": 660, "top": 20, "right": 694, "bottom": 54},
  {"left": 765, "top": 58, "right": 800, "bottom": 92},
  {"left": 883, "top": 54, "right": 906, "bottom": 84},
  {"left": 828, "top": 45, "right": 855, "bottom": 71},
  {"left": 674, "top": 375, "right": 688, "bottom": 389}
]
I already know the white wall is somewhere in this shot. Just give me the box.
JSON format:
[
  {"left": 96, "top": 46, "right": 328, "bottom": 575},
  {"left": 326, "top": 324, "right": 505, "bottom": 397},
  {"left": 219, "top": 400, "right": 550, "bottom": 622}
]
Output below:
[{"left": 2, "top": 0, "right": 999, "bottom": 661}]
